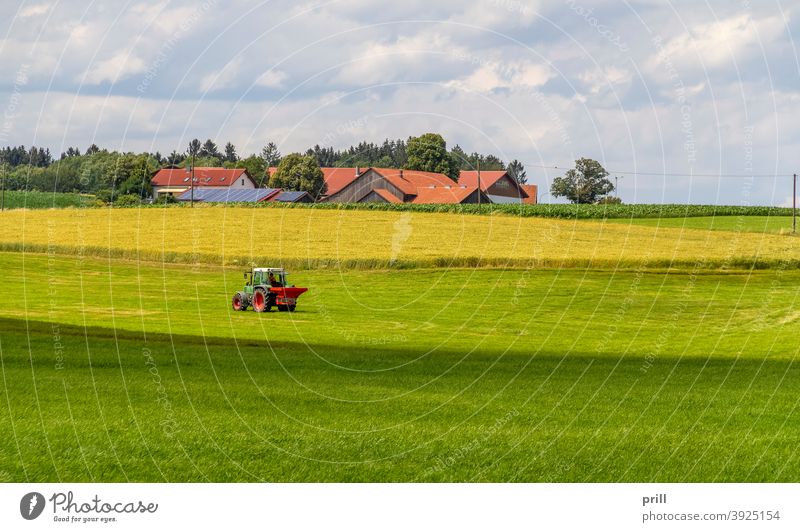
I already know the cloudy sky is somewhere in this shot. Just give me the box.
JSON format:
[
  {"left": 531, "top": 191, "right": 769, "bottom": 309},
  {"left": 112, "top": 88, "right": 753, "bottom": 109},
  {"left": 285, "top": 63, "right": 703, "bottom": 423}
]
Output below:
[{"left": 1, "top": 0, "right": 798, "bottom": 204}]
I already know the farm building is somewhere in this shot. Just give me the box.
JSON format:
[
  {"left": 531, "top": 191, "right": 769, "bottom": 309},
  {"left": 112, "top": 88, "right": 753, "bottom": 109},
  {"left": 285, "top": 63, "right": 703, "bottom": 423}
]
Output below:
[
  {"left": 274, "top": 166, "right": 491, "bottom": 204},
  {"left": 458, "top": 170, "right": 531, "bottom": 204},
  {"left": 520, "top": 184, "right": 538, "bottom": 204},
  {"left": 151, "top": 167, "right": 258, "bottom": 199}
]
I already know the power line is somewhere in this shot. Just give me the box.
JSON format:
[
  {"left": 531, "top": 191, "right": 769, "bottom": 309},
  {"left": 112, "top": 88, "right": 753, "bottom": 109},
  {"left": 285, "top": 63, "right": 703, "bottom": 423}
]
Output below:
[{"left": 520, "top": 162, "right": 789, "bottom": 179}]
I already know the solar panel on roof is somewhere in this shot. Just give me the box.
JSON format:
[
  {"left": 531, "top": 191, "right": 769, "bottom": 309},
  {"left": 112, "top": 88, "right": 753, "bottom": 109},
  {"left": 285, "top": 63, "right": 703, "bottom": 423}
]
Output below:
[
  {"left": 274, "top": 191, "right": 309, "bottom": 202},
  {"left": 177, "top": 188, "right": 279, "bottom": 203}
]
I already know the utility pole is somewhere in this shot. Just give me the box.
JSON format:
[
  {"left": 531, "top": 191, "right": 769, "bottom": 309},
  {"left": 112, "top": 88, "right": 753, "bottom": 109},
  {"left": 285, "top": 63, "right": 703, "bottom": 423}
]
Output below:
[
  {"left": 191, "top": 151, "right": 196, "bottom": 207},
  {"left": 1, "top": 162, "right": 5, "bottom": 211},
  {"left": 186, "top": 151, "right": 195, "bottom": 208},
  {"left": 477, "top": 160, "right": 481, "bottom": 213}
]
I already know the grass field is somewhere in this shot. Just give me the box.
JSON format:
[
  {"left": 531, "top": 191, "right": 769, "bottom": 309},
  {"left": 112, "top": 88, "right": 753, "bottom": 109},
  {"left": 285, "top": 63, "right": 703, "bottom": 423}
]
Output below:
[
  {"left": 1, "top": 207, "right": 799, "bottom": 482},
  {"left": 0, "top": 190, "right": 95, "bottom": 209},
  {"left": 607, "top": 216, "right": 795, "bottom": 234}
]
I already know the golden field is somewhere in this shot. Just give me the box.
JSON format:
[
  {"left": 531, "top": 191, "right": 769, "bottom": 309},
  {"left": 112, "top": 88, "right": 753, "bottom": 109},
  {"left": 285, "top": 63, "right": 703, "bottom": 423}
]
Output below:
[{"left": 0, "top": 206, "right": 797, "bottom": 269}]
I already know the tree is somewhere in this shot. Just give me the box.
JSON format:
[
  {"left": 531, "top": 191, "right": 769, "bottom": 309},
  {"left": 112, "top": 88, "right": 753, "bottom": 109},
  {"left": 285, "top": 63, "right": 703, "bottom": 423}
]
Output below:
[
  {"left": 405, "top": 133, "right": 459, "bottom": 180},
  {"left": 449, "top": 144, "right": 469, "bottom": 169},
  {"left": 187, "top": 139, "right": 201, "bottom": 157},
  {"left": 306, "top": 144, "right": 335, "bottom": 167},
  {"left": 261, "top": 141, "right": 281, "bottom": 167},
  {"left": 550, "top": 158, "right": 614, "bottom": 204},
  {"left": 507, "top": 159, "right": 527, "bottom": 184},
  {"left": 85, "top": 144, "right": 100, "bottom": 155},
  {"left": 200, "top": 139, "right": 221, "bottom": 158},
  {"left": 166, "top": 150, "right": 183, "bottom": 165},
  {"left": 268, "top": 153, "right": 325, "bottom": 198},
  {"left": 238, "top": 155, "right": 267, "bottom": 186},
  {"left": 224, "top": 142, "right": 238, "bottom": 163}
]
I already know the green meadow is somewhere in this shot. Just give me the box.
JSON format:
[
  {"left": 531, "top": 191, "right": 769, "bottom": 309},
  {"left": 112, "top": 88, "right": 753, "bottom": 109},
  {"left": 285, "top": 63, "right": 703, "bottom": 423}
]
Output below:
[
  {"left": 1, "top": 242, "right": 799, "bottom": 481},
  {"left": 606, "top": 215, "right": 796, "bottom": 234}
]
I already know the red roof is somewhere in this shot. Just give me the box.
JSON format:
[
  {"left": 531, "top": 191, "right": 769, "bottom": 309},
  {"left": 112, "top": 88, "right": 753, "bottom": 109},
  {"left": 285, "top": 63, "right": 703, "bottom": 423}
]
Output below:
[
  {"left": 369, "top": 188, "right": 403, "bottom": 203},
  {"left": 458, "top": 170, "right": 527, "bottom": 197},
  {"left": 373, "top": 168, "right": 455, "bottom": 194},
  {"left": 269, "top": 165, "right": 485, "bottom": 204},
  {"left": 521, "top": 184, "right": 538, "bottom": 204},
  {"left": 412, "top": 185, "right": 481, "bottom": 204},
  {"left": 151, "top": 167, "right": 254, "bottom": 187},
  {"left": 319, "top": 167, "right": 362, "bottom": 196},
  {"left": 314, "top": 167, "right": 456, "bottom": 198}
]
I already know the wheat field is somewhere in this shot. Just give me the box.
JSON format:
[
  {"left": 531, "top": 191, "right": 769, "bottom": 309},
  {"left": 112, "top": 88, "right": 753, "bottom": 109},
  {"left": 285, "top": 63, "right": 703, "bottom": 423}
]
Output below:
[{"left": 0, "top": 206, "right": 797, "bottom": 269}]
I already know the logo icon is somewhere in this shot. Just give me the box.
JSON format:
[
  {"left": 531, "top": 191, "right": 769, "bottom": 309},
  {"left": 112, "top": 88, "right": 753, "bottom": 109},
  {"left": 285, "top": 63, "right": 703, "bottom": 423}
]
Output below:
[{"left": 20, "top": 492, "right": 45, "bottom": 520}]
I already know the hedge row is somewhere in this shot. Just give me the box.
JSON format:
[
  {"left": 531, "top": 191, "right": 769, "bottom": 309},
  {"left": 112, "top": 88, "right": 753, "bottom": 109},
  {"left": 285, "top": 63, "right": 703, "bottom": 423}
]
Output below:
[{"left": 128, "top": 201, "right": 795, "bottom": 219}]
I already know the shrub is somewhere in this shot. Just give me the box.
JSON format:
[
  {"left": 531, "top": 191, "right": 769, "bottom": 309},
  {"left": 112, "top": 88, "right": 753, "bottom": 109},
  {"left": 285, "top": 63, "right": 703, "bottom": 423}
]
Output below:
[
  {"left": 154, "top": 194, "right": 177, "bottom": 205},
  {"left": 113, "top": 194, "right": 141, "bottom": 207}
]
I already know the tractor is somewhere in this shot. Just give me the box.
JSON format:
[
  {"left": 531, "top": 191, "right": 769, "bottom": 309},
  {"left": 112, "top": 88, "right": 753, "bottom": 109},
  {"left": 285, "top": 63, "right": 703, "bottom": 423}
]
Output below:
[{"left": 231, "top": 268, "right": 308, "bottom": 313}]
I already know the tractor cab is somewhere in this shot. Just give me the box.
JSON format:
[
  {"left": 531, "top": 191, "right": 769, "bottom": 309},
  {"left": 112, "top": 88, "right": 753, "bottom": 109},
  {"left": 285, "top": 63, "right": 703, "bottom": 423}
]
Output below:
[
  {"left": 252, "top": 268, "right": 289, "bottom": 287},
  {"left": 233, "top": 267, "right": 307, "bottom": 313}
]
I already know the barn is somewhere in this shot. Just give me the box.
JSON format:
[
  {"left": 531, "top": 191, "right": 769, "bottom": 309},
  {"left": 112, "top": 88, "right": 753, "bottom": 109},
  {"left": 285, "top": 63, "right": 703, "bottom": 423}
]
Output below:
[
  {"left": 151, "top": 167, "right": 258, "bottom": 199},
  {"left": 520, "top": 184, "right": 538, "bottom": 204},
  {"left": 312, "top": 167, "right": 489, "bottom": 204},
  {"left": 458, "top": 170, "right": 531, "bottom": 204}
]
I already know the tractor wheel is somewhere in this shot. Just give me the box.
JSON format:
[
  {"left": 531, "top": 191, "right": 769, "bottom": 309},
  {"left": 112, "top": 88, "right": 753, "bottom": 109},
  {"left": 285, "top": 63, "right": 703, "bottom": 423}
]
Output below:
[
  {"left": 265, "top": 292, "right": 276, "bottom": 312},
  {"left": 232, "top": 292, "right": 247, "bottom": 311},
  {"left": 287, "top": 305, "right": 296, "bottom": 312},
  {"left": 252, "top": 289, "right": 268, "bottom": 312},
  {"left": 277, "top": 305, "right": 287, "bottom": 312}
]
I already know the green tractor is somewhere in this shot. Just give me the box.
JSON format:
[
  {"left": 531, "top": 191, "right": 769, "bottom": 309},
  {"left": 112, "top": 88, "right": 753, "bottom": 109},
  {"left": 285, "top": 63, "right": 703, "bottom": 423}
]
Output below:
[{"left": 231, "top": 268, "right": 308, "bottom": 313}]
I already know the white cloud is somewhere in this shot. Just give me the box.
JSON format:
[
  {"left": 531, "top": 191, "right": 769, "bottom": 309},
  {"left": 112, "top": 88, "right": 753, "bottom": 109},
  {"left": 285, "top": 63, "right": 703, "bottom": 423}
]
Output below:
[
  {"left": 18, "top": 3, "right": 50, "bottom": 17},
  {"left": 647, "top": 14, "right": 786, "bottom": 74},
  {"left": 447, "top": 60, "right": 553, "bottom": 93},
  {"left": 83, "top": 52, "right": 148, "bottom": 84},
  {"left": 332, "top": 31, "right": 466, "bottom": 85},
  {"left": 200, "top": 57, "right": 245, "bottom": 92},
  {"left": 579, "top": 66, "right": 631, "bottom": 95},
  {"left": 255, "top": 69, "right": 288, "bottom": 89}
]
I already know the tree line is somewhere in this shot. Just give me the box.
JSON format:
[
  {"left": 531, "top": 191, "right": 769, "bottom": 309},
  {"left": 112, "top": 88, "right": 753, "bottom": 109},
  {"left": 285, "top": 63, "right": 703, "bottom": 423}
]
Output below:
[{"left": 0, "top": 133, "right": 528, "bottom": 200}]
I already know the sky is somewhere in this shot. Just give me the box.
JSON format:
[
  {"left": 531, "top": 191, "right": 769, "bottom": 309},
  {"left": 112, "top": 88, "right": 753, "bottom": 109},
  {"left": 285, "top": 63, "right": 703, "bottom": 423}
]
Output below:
[{"left": 0, "top": 0, "right": 798, "bottom": 205}]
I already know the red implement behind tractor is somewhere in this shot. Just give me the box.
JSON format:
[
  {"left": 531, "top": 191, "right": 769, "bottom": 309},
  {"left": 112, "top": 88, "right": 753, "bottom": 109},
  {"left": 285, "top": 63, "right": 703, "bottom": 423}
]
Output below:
[{"left": 231, "top": 268, "right": 308, "bottom": 313}]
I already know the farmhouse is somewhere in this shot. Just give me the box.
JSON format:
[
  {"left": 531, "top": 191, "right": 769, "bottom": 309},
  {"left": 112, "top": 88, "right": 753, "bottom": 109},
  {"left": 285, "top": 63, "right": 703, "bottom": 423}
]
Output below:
[
  {"left": 150, "top": 167, "right": 258, "bottom": 199},
  {"left": 299, "top": 167, "right": 490, "bottom": 204},
  {"left": 459, "top": 170, "right": 532, "bottom": 204}
]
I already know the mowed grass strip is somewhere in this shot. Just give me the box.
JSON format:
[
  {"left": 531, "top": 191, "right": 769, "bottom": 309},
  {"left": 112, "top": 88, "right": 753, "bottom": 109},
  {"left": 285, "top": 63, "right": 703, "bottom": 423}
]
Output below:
[
  {"left": 0, "top": 207, "right": 798, "bottom": 269},
  {"left": 1, "top": 252, "right": 799, "bottom": 481},
  {"left": 605, "top": 215, "right": 796, "bottom": 234}
]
